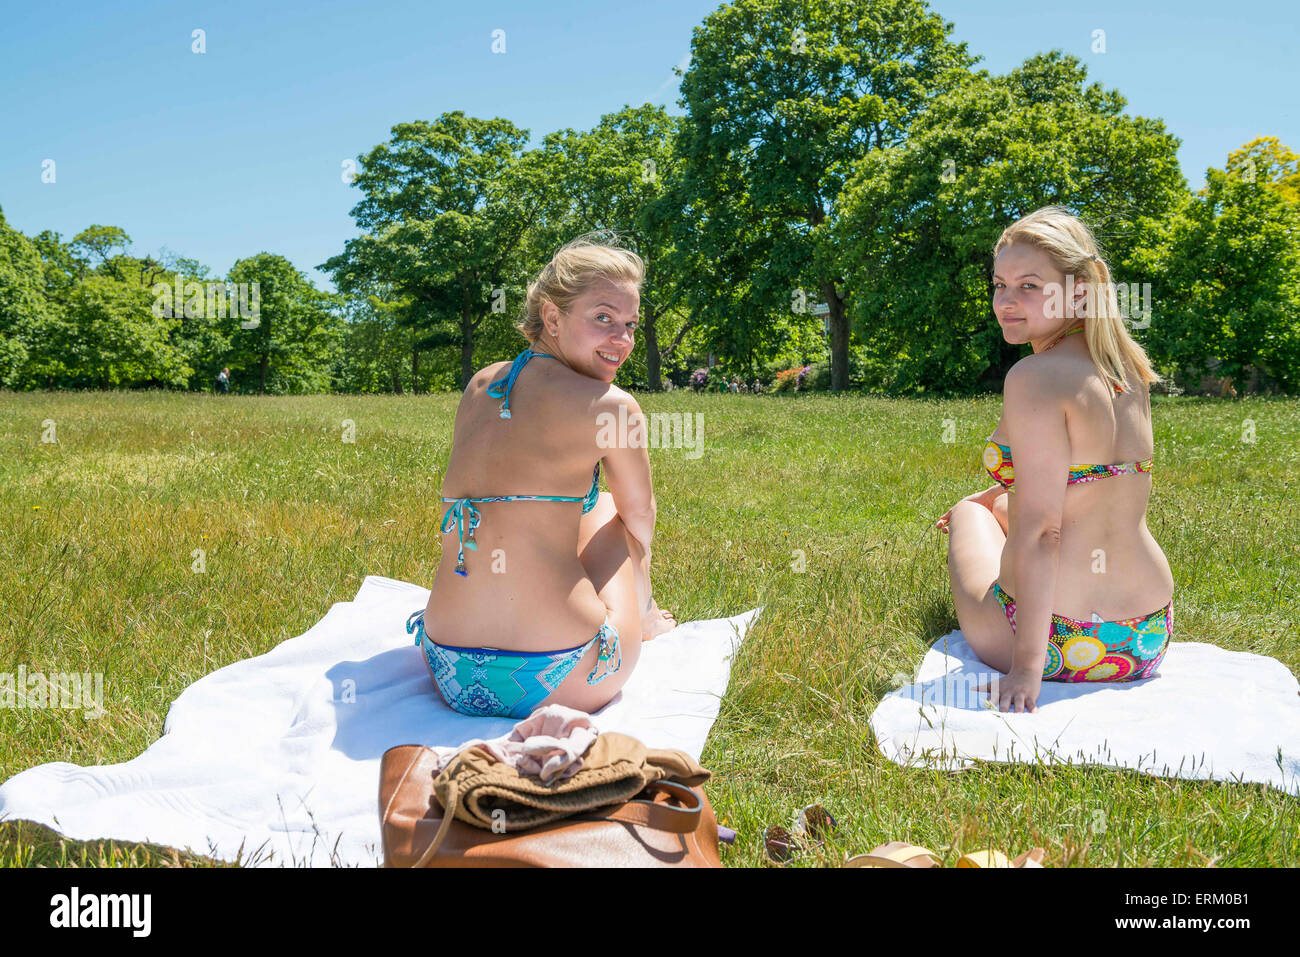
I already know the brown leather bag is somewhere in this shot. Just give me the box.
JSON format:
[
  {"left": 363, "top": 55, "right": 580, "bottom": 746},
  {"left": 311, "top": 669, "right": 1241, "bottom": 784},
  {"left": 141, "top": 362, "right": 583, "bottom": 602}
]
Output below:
[{"left": 379, "top": 733, "right": 723, "bottom": 868}]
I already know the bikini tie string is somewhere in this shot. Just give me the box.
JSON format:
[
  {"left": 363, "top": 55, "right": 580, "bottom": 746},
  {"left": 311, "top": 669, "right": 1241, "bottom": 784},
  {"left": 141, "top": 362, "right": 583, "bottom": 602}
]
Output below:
[
  {"left": 439, "top": 498, "right": 481, "bottom": 576},
  {"left": 486, "top": 348, "right": 553, "bottom": 419},
  {"left": 587, "top": 623, "right": 621, "bottom": 685}
]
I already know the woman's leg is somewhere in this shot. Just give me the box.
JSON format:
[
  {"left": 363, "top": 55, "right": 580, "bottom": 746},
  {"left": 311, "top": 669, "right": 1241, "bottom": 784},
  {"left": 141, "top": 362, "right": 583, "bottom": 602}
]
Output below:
[
  {"left": 579, "top": 492, "right": 674, "bottom": 641},
  {"left": 535, "top": 494, "right": 644, "bottom": 712},
  {"left": 945, "top": 500, "right": 1016, "bottom": 674}
]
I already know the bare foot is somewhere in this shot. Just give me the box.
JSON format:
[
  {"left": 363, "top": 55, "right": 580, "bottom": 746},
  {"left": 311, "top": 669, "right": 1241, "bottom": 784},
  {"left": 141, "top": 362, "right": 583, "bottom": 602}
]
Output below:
[
  {"left": 641, "top": 600, "right": 677, "bottom": 642},
  {"left": 936, "top": 487, "right": 1007, "bottom": 534}
]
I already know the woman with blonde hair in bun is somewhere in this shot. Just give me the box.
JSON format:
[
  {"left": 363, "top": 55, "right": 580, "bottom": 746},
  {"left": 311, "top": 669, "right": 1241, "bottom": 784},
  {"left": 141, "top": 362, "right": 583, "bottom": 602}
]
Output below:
[
  {"left": 936, "top": 206, "right": 1174, "bottom": 713},
  {"left": 406, "top": 234, "right": 675, "bottom": 718}
]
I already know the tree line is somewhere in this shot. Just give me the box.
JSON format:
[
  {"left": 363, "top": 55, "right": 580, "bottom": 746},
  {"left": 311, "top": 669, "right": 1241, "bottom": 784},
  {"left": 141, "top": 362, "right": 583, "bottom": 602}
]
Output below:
[{"left": 3, "top": 0, "right": 1298, "bottom": 396}]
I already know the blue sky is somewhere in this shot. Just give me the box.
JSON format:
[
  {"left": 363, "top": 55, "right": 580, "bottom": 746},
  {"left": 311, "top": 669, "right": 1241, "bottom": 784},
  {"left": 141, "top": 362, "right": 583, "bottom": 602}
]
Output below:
[{"left": 2, "top": 0, "right": 1295, "bottom": 291}]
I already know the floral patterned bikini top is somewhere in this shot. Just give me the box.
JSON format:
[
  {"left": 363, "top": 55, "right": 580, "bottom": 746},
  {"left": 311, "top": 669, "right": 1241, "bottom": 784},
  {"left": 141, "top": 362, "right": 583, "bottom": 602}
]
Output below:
[
  {"left": 983, "top": 440, "right": 1153, "bottom": 492},
  {"left": 983, "top": 324, "right": 1152, "bottom": 492}
]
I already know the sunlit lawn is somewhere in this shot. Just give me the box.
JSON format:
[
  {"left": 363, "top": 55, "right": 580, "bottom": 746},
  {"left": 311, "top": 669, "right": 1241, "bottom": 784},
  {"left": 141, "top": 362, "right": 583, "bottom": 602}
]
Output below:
[{"left": 0, "top": 389, "right": 1297, "bottom": 866}]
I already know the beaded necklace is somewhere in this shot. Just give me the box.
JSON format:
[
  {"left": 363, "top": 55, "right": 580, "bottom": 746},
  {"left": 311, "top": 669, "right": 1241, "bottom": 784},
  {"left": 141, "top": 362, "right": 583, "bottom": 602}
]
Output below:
[{"left": 1040, "top": 323, "right": 1085, "bottom": 353}]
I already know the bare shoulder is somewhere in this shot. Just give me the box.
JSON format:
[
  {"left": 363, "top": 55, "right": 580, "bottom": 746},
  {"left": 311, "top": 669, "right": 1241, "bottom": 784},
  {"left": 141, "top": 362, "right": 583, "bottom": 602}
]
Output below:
[
  {"left": 535, "top": 363, "right": 640, "bottom": 417},
  {"left": 590, "top": 380, "right": 642, "bottom": 417},
  {"left": 467, "top": 360, "right": 511, "bottom": 392},
  {"left": 529, "top": 370, "right": 635, "bottom": 455},
  {"left": 1005, "top": 351, "right": 1081, "bottom": 406}
]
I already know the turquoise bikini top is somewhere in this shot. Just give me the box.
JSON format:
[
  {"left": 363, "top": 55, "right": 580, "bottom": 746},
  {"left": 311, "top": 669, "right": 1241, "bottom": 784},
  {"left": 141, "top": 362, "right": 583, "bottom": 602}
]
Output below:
[{"left": 441, "top": 349, "right": 600, "bottom": 577}]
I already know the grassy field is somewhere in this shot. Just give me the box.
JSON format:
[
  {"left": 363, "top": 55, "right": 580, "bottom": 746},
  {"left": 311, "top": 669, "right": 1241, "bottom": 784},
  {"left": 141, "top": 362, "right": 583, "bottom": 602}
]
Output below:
[{"left": 0, "top": 389, "right": 1297, "bottom": 867}]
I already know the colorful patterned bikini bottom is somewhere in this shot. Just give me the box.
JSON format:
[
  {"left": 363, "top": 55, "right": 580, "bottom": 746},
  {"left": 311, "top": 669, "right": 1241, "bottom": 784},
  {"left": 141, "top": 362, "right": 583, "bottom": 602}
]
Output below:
[
  {"left": 992, "top": 583, "right": 1172, "bottom": 682},
  {"left": 406, "top": 609, "right": 621, "bottom": 718}
]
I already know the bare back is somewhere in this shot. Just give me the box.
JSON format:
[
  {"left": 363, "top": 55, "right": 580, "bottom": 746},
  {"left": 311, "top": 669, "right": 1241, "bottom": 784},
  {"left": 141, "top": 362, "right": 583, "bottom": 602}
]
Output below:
[
  {"left": 996, "top": 346, "right": 1174, "bottom": 619},
  {"left": 423, "top": 357, "right": 616, "bottom": 650}
]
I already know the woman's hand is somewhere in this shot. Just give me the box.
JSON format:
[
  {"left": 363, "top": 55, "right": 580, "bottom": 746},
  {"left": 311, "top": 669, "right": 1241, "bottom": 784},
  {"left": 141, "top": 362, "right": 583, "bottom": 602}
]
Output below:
[
  {"left": 935, "top": 485, "right": 1005, "bottom": 534},
  {"left": 976, "top": 669, "right": 1042, "bottom": 713}
]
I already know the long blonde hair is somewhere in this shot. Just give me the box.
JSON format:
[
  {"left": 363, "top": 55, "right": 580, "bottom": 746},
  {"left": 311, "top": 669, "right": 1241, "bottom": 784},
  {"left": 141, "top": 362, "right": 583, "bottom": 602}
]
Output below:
[
  {"left": 518, "top": 232, "right": 645, "bottom": 342},
  {"left": 993, "top": 206, "right": 1158, "bottom": 392}
]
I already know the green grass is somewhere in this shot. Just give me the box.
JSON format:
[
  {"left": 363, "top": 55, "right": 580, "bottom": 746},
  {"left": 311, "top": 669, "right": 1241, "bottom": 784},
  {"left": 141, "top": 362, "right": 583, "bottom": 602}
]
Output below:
[{"left": 0, "top": 389, "right": 1297, "bottom": 867}]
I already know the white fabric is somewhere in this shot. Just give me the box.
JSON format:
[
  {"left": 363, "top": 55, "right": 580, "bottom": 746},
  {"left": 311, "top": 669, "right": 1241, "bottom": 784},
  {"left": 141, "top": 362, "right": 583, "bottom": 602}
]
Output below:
[
  {"left": 0, "top": 576, "right": 760, "bottom": 867},
  {"left": 869, "top": 630, "right": 1300, "bottom": 795}
]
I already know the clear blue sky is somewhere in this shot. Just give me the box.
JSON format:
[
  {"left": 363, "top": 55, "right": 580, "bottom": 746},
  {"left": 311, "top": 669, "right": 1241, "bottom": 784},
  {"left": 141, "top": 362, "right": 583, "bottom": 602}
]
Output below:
[{"left": 2, "top": 0, "right": 1295, "bottom": 291}]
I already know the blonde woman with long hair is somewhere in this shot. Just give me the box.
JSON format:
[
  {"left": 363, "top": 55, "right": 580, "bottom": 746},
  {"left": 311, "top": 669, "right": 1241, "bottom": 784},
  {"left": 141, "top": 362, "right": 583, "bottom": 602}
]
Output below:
[
  {"left": 936, "top": 206, "right": 1174, "bottom": 713},
  {"left": 406, "top": 235, "right": 675, "bottom": 718}
]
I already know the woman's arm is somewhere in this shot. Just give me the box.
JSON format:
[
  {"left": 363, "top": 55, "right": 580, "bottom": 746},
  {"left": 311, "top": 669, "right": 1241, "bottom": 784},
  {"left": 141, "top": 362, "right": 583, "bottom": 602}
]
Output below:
[
  {"left": 998, "top": 360, "right": 1070, "bottom": 705},
  {"left": 598, "top": 391, "right": 656, "bottom": 552}
]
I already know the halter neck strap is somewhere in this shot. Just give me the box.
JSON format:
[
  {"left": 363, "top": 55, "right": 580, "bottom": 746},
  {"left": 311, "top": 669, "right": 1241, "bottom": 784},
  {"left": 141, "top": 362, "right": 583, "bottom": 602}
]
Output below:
[
  {"left": 485, "top": 349, "right": 557, "bottom": 419},
  {"left": 1041, "top": 324, "right": 1085, "bottom": 353},
  {"left": 1038, "top": 323, "right": 1125, "bottom": 392}
]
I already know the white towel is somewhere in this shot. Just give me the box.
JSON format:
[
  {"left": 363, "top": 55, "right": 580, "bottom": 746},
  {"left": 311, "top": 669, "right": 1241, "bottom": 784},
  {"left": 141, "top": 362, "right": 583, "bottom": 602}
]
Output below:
[
  {"left": 869, "top": 630, "right": 1300, "bottom": 795},
  {"left": 0, "top": 576, "right": 760, "bottom": 867}
]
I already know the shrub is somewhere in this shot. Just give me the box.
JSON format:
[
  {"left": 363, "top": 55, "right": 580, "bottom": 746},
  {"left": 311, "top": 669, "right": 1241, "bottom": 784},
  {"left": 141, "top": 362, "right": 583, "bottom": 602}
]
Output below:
[{"left": 773, "top": 365, "right": 811, "bottom": 392}]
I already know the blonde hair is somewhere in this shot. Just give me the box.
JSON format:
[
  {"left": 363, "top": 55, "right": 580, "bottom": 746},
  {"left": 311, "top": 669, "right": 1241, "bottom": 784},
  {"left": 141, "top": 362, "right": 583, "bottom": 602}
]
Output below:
[
  {"left": 517, "top": 232, "right": 645, "bottom": 342},
  {"left": 993, "top": 205, "right": 1158, "bottom": 392}
]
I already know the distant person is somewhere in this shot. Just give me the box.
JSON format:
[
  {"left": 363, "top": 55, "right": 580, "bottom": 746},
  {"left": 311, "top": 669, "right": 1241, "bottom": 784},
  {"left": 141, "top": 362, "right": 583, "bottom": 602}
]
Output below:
[
  {"left": 729, "top": 377, "right": 740, "bottom": 393},
  {"left": 216, "top": 368, "right": 230, "bottom": 394}
]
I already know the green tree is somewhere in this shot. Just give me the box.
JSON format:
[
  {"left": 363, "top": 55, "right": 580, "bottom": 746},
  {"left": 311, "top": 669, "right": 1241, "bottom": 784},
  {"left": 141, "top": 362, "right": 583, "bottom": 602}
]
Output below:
[
  {"left": 673, "top": 0, "right": 978, "bottom": 389},
  {"left": 152, "top": 250, "right": 233, "bottom": 392},
  {"left": 532, "top": 105, "right": 692, "bottom": 390},
  {"left": 322, "top": 113, "right": 557, "bottom": 389},
  {"left": 0, "top": 210, "right": 52, "bottom": 388},
  {"left": 20, "top": 224, "right": 192, "bottom": 390},
  {"left": 1226, "top": 137, "right": 1300, "bottom": 206},
  {"left": 833, "top": 51, "right": 1186, "bottom": 393},
  {"left": 32, "top": 229, "right": 87, "bottom": 301},
  {"left": 334, "top": 286, "right": 414, "bottom": 394},
  {"left": 227, "top": 254, "right": 344, "bottom": 394},
  {"left": 1137, "top": 160, "right": 1300, "bottom": 392},
  {"left": 69, "top": 225, "right": 132, "bottom": 280},
  {"left": 57, "top": 273, "right": 190, "bottom": 388}
]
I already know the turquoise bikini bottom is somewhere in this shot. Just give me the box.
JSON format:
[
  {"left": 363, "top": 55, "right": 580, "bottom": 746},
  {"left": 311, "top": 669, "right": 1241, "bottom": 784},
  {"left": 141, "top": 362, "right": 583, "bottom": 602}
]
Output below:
[{"left": 406, "top": 608, "right": 621, "bottom": 719}]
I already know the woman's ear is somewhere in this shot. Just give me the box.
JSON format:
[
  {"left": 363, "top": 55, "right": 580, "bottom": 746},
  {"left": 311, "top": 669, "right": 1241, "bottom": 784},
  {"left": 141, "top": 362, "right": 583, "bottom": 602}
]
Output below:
[
  {"left": 541, "top": 299, "right": 560, "bottom": 337},
  {"left": 1072, "top": 282, "right": 1090, "bottom": 318}
]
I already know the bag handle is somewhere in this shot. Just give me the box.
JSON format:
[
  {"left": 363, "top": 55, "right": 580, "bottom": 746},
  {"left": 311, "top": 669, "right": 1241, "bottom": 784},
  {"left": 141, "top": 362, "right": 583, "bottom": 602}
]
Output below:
[
  {"left": 413, "top": 779, "right": 460, "bottom": 868},
  {"left": 410, "top": 780, "right": 703, "bottom": 867},
  {"left": 596, "top": 780, "right": 703, "bottom": 834}
]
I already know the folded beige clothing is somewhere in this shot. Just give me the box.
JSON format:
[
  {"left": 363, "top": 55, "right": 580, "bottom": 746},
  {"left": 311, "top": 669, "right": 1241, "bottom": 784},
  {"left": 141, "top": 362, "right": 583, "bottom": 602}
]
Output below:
[{"left": 427, "top": 704, "right": 599, "bottom": 784}]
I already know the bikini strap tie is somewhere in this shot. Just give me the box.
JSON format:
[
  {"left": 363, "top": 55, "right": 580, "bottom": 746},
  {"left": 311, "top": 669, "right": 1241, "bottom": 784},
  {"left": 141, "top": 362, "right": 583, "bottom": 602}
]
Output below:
[
  {"left": 439, "top": 498, "right": 481, "bottom": 577},
  {"left": 587, "top": 621, "right": 621, "bottom": 685},
  {"left": 406, "top": 609, "right": 424, "bottom": 645},
  {"left": 486, "top": 349, "right": 556, "bottom": 419}
]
